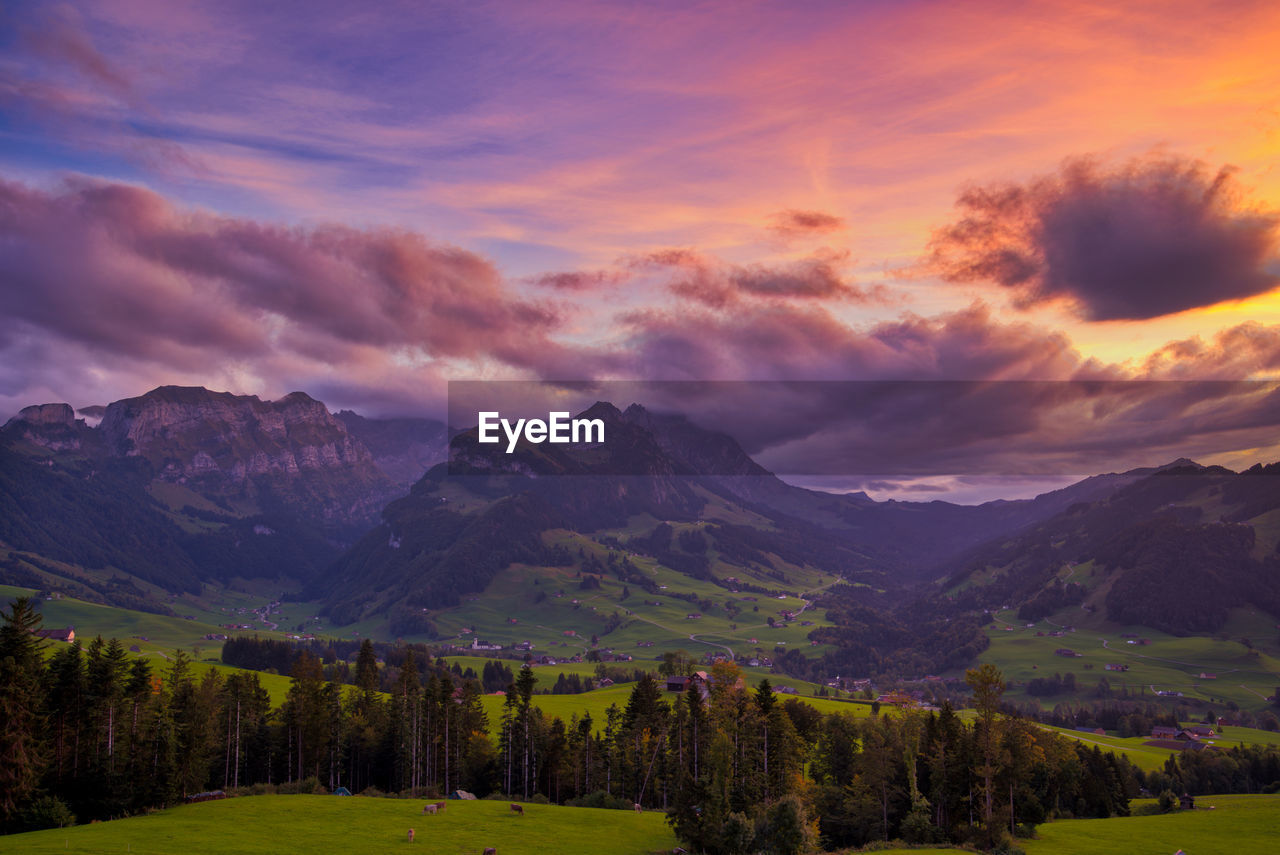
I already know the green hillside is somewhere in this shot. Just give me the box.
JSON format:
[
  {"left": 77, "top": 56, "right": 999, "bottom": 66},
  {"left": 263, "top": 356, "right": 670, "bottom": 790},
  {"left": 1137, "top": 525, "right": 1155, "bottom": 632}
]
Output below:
[{"left": 977, "top": 604, "right": 1280, "bottom": 712}]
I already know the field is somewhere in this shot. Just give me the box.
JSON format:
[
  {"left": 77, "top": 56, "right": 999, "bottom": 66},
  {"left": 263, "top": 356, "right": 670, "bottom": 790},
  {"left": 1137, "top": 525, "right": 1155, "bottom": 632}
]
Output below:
[
  {"left": 0, "top": 795, "right": 680, "bottom": 855},
  {"left": 1023, "top": 794, "right": 1280, "bottom": 855},
  {"left": 7, "top": 793, "right": 1274, "bottom": 855},
  {"left": 980, "top": 601, "right": 1280, "bottom": 712},
  {"left": 1039, "top": 721, "right": 1280, "bottom": 773}
]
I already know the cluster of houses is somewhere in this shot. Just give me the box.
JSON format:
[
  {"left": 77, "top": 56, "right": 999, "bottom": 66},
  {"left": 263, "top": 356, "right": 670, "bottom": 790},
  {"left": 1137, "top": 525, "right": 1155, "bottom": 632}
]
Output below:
[{"left": 1145, "top": 724, "right": 1218, "bottom": 751}]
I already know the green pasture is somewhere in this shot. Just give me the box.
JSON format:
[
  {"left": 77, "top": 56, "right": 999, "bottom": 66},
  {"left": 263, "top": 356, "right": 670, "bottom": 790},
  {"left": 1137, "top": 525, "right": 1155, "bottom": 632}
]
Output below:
[
  {"left": 1036, "top": 725, "right": 1181, "bottom": 772},
  {"left": 0, "top": 794, "right": 680, "bottom": 855},
  {"left": 1023, "top": 793, "right": 1280, "bottom": 855},
  {"left": 980, "top": 605, "right": 1280, "bottom": 711}
]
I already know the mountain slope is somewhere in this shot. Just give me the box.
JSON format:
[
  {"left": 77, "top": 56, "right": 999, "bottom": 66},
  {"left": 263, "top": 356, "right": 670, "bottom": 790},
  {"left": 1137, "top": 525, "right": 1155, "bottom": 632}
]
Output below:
[
  {"left": 311, "top": 401, "right": 1150, "bottom": 643},
  {"left": 941, "top": 462, "right": 1280, "bottom": 634}
]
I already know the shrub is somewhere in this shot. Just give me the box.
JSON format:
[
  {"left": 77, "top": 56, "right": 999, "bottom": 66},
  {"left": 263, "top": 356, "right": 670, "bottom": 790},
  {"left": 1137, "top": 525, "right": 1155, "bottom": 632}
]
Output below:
[
  {"left": 19, "top": 796, "right": 77, "bottom": 831},
  {"left": 565, "top": 790, "right": 635, "bottom": 810},
  {"left": 278, "top": 776, "right": 324, "bottom": 795}
]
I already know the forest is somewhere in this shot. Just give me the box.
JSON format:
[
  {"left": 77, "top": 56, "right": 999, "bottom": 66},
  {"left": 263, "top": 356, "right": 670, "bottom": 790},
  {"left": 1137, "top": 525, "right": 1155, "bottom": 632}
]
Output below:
[{"left": 2, "top": 596, "right": 1274, "bottom": 852}]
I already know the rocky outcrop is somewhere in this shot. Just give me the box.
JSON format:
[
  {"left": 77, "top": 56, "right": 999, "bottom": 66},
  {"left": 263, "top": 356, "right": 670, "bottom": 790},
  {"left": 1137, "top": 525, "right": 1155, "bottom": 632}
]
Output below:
[
  {"left": 92, "top": 386, "right": 394, "bottom": 530},
  {"left": 100, "top": 386, "right": 373, "bottom": 480},
  {"left": 2, "top": 403, "right": 95, "bottom": 451}
]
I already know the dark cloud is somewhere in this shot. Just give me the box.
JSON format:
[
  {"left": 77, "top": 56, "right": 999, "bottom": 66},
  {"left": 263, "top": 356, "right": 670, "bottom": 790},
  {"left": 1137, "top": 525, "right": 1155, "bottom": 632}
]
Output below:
[
  {"left": 928, "top": 154, "right": 1280, "bottom": 320},
  {"left": 0, "top": 175, "right": 567, "bottom": 409},
  {"left": 767, "top": 209, "right": 846, "bottom": 237}
]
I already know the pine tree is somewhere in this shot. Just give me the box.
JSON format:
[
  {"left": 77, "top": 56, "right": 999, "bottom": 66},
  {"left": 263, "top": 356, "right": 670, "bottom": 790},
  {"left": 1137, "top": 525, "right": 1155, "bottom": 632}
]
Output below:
[
  {"left": 0, "top": 597, "right": 47, "bottom": 824},
  {"left": 966, "top": 663, "right": 1007, "bottom": 848}
]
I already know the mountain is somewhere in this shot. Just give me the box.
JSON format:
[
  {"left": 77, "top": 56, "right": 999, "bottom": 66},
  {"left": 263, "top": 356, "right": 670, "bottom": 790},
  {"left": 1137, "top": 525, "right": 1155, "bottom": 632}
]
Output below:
[
  {"left": 95, "top": 386, "right": 401, "bottom": 530},
  {"left": 309, "top": 401, "right": 1154, "bottom": 634},
  {"left": 0, "top": 386, "right": 448, "bottom": 602},
  {"left": 939, "top": 462, "right": 1280, "bottom": 635}
]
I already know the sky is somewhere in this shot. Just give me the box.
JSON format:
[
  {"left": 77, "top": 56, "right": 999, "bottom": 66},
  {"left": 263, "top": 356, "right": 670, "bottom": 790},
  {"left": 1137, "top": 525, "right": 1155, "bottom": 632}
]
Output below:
[{"left": 3, "top": 0, "right": 1280, "bottom": 500}]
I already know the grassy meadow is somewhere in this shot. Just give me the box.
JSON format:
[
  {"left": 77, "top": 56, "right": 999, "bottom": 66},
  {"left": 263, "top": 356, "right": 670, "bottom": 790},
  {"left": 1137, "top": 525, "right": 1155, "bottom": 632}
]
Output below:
[
  {"left": 5, "top": 793, "right": 1275, "bottom": 855},
  {"left": 1023, "top": 794, "right": 1280, "bottom": 855},
  {"left": 980, "top": 601, "right": 1280, "bottom": 712},
  {"left": 0, "top": 795, "right": 680, "bottom": 855}
]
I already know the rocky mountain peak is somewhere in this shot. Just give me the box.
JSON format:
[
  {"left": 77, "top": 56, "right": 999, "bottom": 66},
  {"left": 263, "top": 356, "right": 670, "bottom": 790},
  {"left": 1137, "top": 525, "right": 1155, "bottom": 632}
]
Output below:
[
  {"left": 2, "top": 403, "right": 91, "bottom": 451},
  {"left": 11, "top": 402, "right": 76, "bottom": 426}
]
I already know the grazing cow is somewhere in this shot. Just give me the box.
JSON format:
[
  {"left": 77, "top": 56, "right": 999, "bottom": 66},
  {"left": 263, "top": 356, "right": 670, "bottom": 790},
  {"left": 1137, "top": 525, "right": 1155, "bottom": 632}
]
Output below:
[
  {"left": 422, "top": 804, "right": 437, "bottom": 815},
  {"left": 509, "top": 803, "right": 524, "bottom": 815},
  {"left": 408, "top": 828, "right": 415, "bottom": 843},
  {"left": 633, "top": 803, "right": 642, "bottom": 813},
  {"left": 484, "top": 849, "right": 496, "bottom": 855},
  {"left": 436, "top": 801, "right": 447, "bottom": 811}
]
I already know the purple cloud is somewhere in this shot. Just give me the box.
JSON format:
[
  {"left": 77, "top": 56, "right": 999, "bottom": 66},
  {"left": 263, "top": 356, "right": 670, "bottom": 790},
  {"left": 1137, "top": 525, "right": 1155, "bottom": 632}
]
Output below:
[{"left": 927, "top": 154, "right": 1280, "bottom": 320}]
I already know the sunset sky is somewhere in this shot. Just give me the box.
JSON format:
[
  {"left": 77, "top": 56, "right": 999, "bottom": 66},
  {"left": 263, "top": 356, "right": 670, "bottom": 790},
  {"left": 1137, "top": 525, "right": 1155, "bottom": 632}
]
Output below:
[{"left": 3, "top": 0, "right": 1280, "bottom": 499}]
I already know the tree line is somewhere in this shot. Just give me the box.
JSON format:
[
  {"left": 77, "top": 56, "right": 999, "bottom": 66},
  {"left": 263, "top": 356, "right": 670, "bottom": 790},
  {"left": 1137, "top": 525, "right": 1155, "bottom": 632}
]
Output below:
[{"left": 6, "top": 597, "right": 1277, "bottom": 851}]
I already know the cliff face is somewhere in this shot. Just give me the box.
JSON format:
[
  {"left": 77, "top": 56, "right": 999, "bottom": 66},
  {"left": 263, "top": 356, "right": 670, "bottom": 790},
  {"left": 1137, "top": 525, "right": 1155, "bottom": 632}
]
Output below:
[
  {"left": 2, "top": 403, "right": 96, "bottom": 452},
  {"left": 100, "top": 387, "right": 372, "bottom": 479},
  {"left": 94, "top": 386, "right": 394, "bottom": 529}
]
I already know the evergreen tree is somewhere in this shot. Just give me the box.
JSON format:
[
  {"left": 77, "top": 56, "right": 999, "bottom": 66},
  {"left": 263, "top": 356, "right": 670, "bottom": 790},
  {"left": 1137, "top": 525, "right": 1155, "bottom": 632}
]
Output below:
[{"left": 0, "top": 597, "right": 47, "bottom": 825}]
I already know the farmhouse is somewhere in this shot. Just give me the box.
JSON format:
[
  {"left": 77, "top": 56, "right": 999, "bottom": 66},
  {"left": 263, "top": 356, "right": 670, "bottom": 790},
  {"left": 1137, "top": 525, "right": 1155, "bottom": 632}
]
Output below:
[
  {"left": 1151, "top": 726, "right": 1180, "bottom": 739},
  {"left": 1054, "top": 648, "right": 1081, "bottom": 657},
  {"left": 1186, "top": 725, "right": 1216, "bottom": 738},
  {"left": 1104, "top": 663, "right": 1128, "bottom": 671},
  {"left": 34, "top": 626, "right": 75, "bottom": 643},
  {"left": 665, "top": 675, "right": 690, "bottom": 692}
]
